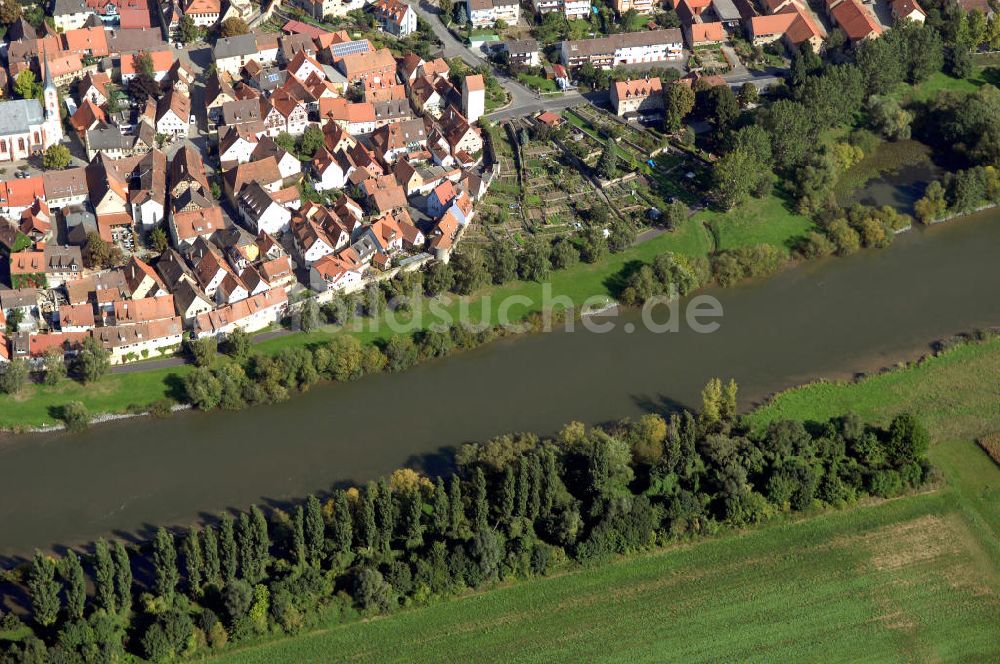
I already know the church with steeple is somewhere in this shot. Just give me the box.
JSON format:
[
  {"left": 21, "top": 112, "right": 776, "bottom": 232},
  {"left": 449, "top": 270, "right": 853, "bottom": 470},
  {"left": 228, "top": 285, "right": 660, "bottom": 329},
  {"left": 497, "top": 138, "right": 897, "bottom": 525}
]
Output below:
[{"left": 0, "top": 47, "right": 63, "bottom": 162}]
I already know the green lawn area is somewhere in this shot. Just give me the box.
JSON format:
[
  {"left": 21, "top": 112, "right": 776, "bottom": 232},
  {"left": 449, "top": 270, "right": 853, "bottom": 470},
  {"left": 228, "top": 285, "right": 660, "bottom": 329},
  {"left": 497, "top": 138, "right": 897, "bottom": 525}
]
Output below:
[
  {"left": 750, "top": 333, "right": 1000, "bottom": 563},
  {"left": 517, "top": 72, "right": 557, "bottom": 92},
  {"left": 0, "top": 365, "right": 192, "bottom": 432},
  {"left": 748, "top": 336, "right": 1000, "bottom": 444},
  {"left": 698, "top": 194, "right": 815, "bottom": 253},
  {"left": 648, "top": 154, "right": 705, "bottom": 205},
  {"left": 562, "top": 109, "right": 595, "bottom": 133},
  {"left": 891, "top": 71, "right": 983, "bottom": 103},
  {"left": 563, "top": 110, "right": 634, "bottom": 163},
  {"left": 566, "top": 19, "right": 594, "bottom": 40},
  {"left": 210, "top": 338, "right": 1000, "bottom": 663},
  {"left": 255, "top": 215, "right": 710, "bottom": 344}
]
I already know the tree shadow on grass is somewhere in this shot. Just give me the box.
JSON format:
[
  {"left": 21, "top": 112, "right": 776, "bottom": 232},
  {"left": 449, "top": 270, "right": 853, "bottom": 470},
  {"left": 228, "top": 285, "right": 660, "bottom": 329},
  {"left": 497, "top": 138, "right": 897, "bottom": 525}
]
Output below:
[
  {"left": 979, "top": 67, "right": 1000, "bottom": 88},
  {"left": 603, "top": 259, "right": 645, "bottom": 299},
  {"left": 163, "top": 372, "right": 187, "bottom": 403},
  {"left": 46, "top": 404, "right": 68, "bottom": 424}
]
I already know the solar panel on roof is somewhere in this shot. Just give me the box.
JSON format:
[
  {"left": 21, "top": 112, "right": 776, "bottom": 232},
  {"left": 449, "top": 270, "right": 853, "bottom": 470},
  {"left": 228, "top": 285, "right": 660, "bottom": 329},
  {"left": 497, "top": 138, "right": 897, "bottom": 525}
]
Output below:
[{"left": 330, "top": 40, "right": 370, "bottom": 57}]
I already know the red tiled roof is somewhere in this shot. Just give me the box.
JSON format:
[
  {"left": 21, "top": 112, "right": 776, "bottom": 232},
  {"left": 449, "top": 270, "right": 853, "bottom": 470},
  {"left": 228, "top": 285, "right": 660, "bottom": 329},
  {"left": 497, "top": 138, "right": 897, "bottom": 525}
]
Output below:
[
  {"left": 283, "top": 19, "right": 328, "bottom": 38},
  {"left": 59, "top": 303, "right": 95, "bottom": 329},
  {"left": 689, "top": 22, "right": 725, "bottom": 43},
  {"left": 464, "top": 74, "right": 485, "bottom": 91},
  {"left": 9, "top": 251, "right": 45, "bottom": 275},
  {"left": 195, "top": 289, "right": 288, "bottom": 334},
  {"left": 48, "top": 53, "right": 83, "bottom": 79},
  {"left": 432, "top": 179, "right": 456, "bottom": 204},
  {"left": 173, "top": 206, "right": 225, "bottom": 242},
  {"left": 783, "top": 4, "right": 827, "bottom": 44},
  {"left": 339, "top": 47, "right": 396, "bottom": 79},
  {"left": 28, "top": 332, "right": 87, "bottom": 358},
  {"left": 613, "top": 77, "right": 663, "bottom": 99},
  {"left": 259, "top": 256, "right": 292, "bottom": 282},
  {"left": 185, "top": 0, "right": 220, "bottom": 14},
  {"left": 536, "top": 111, "right": 562, "bottom": 126},
  {"left": 123, "top": 255, "right": 165, "bottom": 293},
  {"left": 113, "top": 295, "right": 176, "bottom": 324},
  {"left": 829, "top": 0, "right": 882, "bottom": 41},
  {"left": 751, "top": 12, "right": 798, "bottom": 36},
  {"left": 70, "top": 99, "right": 106, "bottom": 134},
  {"left": 119, "top": 7, "right": 154, "bottom": 28},
  {"left": 63, "top": 27, "right": 110, "bottom": 57},
  {"left": 891, "top": 0, "right": 925, "bottom": 17},
  {"left": 121, "top": 49, "right": 175, "bottom": 75}
]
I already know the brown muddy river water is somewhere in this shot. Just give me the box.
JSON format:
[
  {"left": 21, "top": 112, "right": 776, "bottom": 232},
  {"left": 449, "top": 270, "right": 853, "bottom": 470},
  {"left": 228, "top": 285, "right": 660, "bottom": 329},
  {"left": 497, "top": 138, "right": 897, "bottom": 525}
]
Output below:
[{"left": 1, "top": 211, "right": 999, "bottom": 557}]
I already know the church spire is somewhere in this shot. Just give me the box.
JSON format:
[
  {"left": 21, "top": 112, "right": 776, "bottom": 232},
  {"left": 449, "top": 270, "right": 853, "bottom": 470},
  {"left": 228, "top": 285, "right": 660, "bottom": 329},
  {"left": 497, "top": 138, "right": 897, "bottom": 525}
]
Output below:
[
  {"left": 42, "top": 45, "right": 54, "bottom": 91},
  {"left": 40, "top": 44, "right": 60, "bottom": 132}
]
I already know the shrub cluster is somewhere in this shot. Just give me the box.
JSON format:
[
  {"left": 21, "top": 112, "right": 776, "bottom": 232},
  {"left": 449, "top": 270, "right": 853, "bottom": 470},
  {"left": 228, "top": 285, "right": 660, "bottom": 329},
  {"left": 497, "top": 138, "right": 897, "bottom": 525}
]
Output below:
[
  {"left": 799, "top": 204, "right": 911, "bottom": 258},
  {"left": 711, "top": 244, "right": 787, "bottom": 288},
  {"left": 914, "top": 166, "right": 1000, "bottom": 223},
  {"left": 616, "top": 251, "right": 708, "bottom": 306}
]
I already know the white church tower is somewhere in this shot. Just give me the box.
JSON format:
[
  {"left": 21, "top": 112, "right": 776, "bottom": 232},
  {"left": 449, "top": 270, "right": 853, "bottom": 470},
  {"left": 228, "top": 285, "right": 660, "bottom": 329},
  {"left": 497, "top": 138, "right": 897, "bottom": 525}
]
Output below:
[
  {"left": 462, "top": 74, "right": 485, "bottom": 125},
  {"left": 41, "top": 48, "right": 63, "bottom": 148}
]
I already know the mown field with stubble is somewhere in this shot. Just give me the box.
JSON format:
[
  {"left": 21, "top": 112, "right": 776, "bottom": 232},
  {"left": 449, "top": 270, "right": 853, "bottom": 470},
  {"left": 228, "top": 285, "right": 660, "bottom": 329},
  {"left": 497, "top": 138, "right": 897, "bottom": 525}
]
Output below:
[{"left": 209, "top": 340, "right": 1000, "bottom": 664}]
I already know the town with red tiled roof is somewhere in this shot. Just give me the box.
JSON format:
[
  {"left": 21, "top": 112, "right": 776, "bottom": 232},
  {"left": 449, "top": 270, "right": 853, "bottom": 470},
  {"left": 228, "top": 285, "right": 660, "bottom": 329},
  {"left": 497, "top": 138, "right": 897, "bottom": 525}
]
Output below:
[
  {"left": 0, "top": 0, "right": 994, "bottom": 659},
  {"left": 0, "top": 1, "right": 499, "bottom": 371}
]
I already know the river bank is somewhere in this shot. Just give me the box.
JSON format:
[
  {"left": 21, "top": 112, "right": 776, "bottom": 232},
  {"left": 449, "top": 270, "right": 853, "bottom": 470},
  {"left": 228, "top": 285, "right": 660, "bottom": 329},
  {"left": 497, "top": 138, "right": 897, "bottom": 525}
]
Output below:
[{"left": 0, "top": 209, "right": 998, "bottom": 555}]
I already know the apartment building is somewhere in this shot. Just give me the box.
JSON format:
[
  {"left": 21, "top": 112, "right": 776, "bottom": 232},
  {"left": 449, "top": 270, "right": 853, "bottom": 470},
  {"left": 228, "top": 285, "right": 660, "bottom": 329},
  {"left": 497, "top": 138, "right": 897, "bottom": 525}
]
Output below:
[{"left": 560, "top": 29, "right": 684, "bottom": 70}]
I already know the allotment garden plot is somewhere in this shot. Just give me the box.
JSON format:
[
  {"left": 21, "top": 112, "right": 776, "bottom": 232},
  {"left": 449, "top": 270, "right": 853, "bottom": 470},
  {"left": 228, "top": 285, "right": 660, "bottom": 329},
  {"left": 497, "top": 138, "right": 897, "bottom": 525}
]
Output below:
[{"left": 470, "top": 105, "right": 699, "bottom": 243}]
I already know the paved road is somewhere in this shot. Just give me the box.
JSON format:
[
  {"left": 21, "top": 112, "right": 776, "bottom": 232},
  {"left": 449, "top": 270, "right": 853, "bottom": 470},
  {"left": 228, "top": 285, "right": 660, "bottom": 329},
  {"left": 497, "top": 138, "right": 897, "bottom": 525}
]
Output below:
[
  {"left": 722, "top": 69, "right": 783, "bottom": 91},
  {"left": 486, "top": 94, "right": 587, "bottom": 121}
]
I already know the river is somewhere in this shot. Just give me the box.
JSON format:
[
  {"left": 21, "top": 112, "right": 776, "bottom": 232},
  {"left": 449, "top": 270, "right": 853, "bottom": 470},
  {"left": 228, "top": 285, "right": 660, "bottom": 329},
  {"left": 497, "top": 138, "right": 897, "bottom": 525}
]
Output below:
[{"left": 1, "top": 211, "right": 999, "bottom": 558}]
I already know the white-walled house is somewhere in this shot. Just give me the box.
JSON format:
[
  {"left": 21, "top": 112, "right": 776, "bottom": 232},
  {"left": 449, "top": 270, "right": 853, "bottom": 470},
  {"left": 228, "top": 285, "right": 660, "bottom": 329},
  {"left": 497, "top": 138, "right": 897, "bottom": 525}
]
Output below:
[
  {"left": 311, "top": 147, "right": 353, "bottom": 192},
  {"left": 447, "top": 190, "right": 475, "bottom": 226},
  {"left": 374, "top": 0, "right": 417, "bottom": 37},
  {"left": 274, "top": 149, "right": 302, "bottom": 179},
  {"left": 90, "top": 317, "right": 184, "bottom": 364},
  {"left": 156, "top": 91, "right": 191, "bottom": 138},
  {"left": 462, "top": 75, "right": 485, "bottom": 124},
  {"left": 214, "top": 33, "right": 267, "bottom": 77},
  {"left": 250, "top": 138, "right": 302, "bottom": 179},
  {"left": 238, "top": 182, "right": 293, "bottom": 235},
  {"left": 219, "top": 126, "right": 259, "bottom": 165},
  {"left": 193, "top": 289, "right": 288, "bottom": 338},
  {"left": 560, "top": 29, "right": 684, "bottom": 70},
  {"left": 292, "top": 217, "right": 340, "bottom": 266},
  {"left": 309, "top": 252, "right": 365, "bottom": 293},
  {"left": 287, "top": 51, "right": 326, "bottom": 83},
  {"left": 131, "top": 150, "right": 167, "bottom": 229}
]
